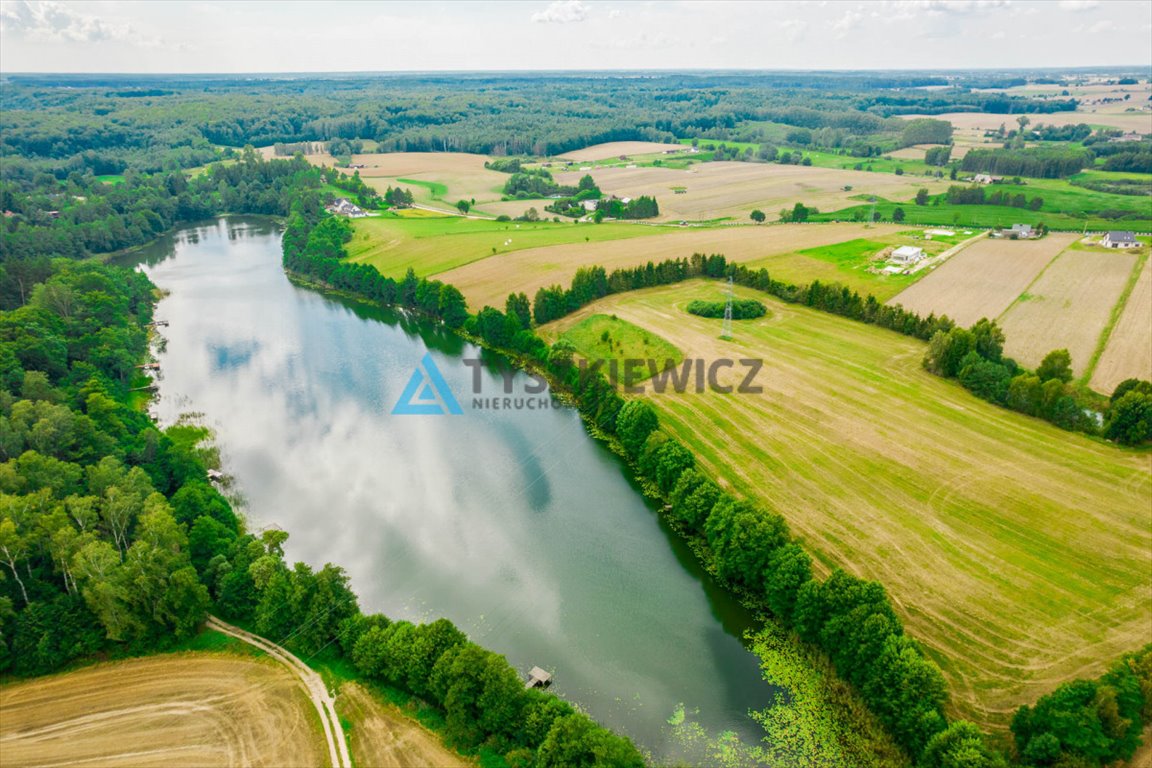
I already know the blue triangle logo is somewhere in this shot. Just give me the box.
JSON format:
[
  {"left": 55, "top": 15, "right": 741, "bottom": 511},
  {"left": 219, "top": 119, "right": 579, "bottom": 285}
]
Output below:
[{"left": 392, "top": 353, "right": 463, "bottom": 415}]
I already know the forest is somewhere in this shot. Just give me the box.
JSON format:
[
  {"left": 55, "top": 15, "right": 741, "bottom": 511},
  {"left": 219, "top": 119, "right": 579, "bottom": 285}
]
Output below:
[{"left": 0, "top": 70, "right": 1101, "bottom": 181}]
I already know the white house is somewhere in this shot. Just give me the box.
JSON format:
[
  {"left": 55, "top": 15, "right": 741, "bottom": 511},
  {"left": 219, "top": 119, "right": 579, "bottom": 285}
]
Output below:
[
  {"left": 890, "top": 245, "right": 925, "bottom": 265},
  {"left": 972, "top": 173, "right": 1003, "bottom": 185},
  {"left": 1101, "top": 231, "right": 1137, "bottom": 249},
  {"left": 581, "top": 199, "right": 599, "bottom": 212},
  {"left": 327, "top": 198, "right": 367, "bottom": 218},
  {"left": 1008, "top": 223, "right": 1034, "bottom": 239}
]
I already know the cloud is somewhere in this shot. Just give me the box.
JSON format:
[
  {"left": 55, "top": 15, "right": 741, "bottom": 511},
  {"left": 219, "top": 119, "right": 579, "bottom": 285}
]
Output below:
[
  {"left": 0, "top": 0, "right": 163, "bottom": 46},
  {"left": 1088, "top": 19, "right": 1115, "bottom": 33},
  {"left": 778, "top": 18, "right": 808, "bottom": 41},
  {"left": 833, "top": 8, "right": 865, "bottom": 35},
  {"left": 1057, "top": 0, "right": 1099, "bottom": 9},
  {"left": 531, "top": 0, "right": 589, "bottom": 23},
  {"left": 884, "top": 0, "right": 1009, "bottom": 18}
]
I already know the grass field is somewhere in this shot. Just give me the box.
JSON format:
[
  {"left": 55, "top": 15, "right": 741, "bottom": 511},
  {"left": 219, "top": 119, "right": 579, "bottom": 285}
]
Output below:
[
  {"left": 541, "top": 279, "right": 1152, "bottom": 729},
  {"left": 553, "top": 161, "right": 951, "bottom": 223},
  {"left": 888, "top": 233, "right": 1078, "bottom": 327},
  {"left": 999, "top": 247, "right": 1139, "bottom": 375},
  {"left": 741, "top": 230, "right": 963, "bottom": 301},
  {"left": 345, "top": 215, "right": 672, "bottom": 279},
  {"left": 559, "top": 313, "right": 682, "bottom": 385},
  {"left": 438, "top": 222, "right": 910, "bottom": 310},
  {"left": 0, "top": 653, "right": 326, "bottom": 767},
  {"left": 1092, "top": 255, "right": 1152, "bottom": 395}
]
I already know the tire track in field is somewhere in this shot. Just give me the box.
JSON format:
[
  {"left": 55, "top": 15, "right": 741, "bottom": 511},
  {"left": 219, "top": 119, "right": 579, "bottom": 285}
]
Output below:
[{"left": 206, "top": 616, "right": 352, "bottom": 768}]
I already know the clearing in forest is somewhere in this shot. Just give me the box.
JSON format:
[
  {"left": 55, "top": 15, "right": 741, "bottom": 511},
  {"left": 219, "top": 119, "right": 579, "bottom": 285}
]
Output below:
[
  {"left": 540, "top": 279, "right": 1152, "bottom": 729},
  {"left": 888, "top": 233, "right": 1077, "bottom": 327},
  {"left": 999, "top": 247, "right": 1139, "bottom": 376},
  {"left": 0, "top": 654, "right": 326, "bottom": 768}
]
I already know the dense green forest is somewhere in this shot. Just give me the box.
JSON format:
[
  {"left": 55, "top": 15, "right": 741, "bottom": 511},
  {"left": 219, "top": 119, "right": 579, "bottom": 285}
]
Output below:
[{"left": 0, "top": 70, "right": 1100, "bottom": 180}]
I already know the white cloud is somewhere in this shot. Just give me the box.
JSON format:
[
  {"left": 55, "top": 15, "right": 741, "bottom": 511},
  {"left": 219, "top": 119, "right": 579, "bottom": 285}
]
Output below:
[
  {"left": 607, "top": 8, "right": 622, "bottom": 19},
  {"left": 1057, "top": 0, "right": 1099, "bottom": 10},
  {"left": 778, "top": 18, "right": 808, "bottom": 41},
  {"left": 0, "top": 0, "right": 163, "bottom": 46},
  {"left": 833, "top": 8, "right": 865, "bottom": 35},
  {"left": 1088, "top": 19, "right": 1115, "bottom": 33},
  {"left": 531, "top": 0, "right": 589, "bottom": 23},
  {"left": 884, "top": 0, "right": 1010, "bottom": 18}
]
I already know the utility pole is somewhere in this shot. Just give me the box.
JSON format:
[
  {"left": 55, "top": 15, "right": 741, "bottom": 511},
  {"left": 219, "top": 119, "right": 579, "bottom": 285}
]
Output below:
[{"left": 721, "top": 275, "right": 734, "bottom": 340}]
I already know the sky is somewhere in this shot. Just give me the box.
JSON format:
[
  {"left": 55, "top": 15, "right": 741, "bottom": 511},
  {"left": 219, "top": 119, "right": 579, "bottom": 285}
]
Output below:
[{"left": 1, "top": 0, "right": 1150, "bottom": 74}]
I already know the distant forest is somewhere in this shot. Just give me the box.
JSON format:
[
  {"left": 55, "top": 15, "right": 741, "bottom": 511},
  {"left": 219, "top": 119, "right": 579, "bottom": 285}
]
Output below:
[{"left": 0, "top": 70, "right": 1100, "bottom": 182}]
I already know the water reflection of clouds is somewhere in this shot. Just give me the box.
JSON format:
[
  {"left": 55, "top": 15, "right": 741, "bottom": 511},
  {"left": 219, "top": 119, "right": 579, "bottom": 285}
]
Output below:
[{"left": 139, "top": 219, "right": 774, "bottom": 760}]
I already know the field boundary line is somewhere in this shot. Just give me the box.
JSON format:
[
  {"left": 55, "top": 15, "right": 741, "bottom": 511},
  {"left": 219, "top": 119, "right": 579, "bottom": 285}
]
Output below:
[
  {"left": 1081, "top": 248, "right": 1149, "bottom": 388},
  {"left": 994, "top": 238, "right": 1067, "bottom": 323},
  {"left": 206, "top": 616, "right": 351, "bottom": 768}
]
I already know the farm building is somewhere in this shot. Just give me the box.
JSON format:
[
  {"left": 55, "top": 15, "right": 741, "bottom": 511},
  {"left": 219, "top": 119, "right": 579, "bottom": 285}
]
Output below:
[
  {"left": 1009, "top": 223, "right": 1034, "bottom": 239},
  {"left": 1100, "top": 231, "right": 1137, "bottom": 249},
  {"left": 971, "top": 173, "right": 1003, "bottom": 185},
  {"left": 326, "top": 198, "right": 367, "bottom": 218},
  {"left": 890, "top": 245, "right": 925, "bottom": 265}
]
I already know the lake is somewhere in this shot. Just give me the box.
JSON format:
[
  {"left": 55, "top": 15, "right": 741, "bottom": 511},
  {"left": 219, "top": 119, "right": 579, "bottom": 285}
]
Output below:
[{"left": 127, "top": 217, "right": 777, "bottom": 764}]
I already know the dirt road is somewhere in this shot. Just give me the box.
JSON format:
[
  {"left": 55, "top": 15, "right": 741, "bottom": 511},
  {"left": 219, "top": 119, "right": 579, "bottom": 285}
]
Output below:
[{"left": 207, "top": 616, "right": 352, "bottom": 768}]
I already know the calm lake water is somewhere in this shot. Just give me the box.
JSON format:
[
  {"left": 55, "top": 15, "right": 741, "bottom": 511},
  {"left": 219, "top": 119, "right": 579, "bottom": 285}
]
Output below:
[{"left": 126, "top": 217, "right": 777, "bottom": 764}]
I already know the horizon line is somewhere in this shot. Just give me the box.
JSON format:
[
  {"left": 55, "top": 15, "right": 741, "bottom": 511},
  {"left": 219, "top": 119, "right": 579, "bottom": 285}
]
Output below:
[{"left": 2, "top": 65, "right": 1150, "bottom": 77}]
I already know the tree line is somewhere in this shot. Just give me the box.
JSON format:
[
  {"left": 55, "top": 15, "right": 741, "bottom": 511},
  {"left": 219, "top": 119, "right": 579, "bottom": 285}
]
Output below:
[
  {"left": 960, "top": 147, "right": 1094, "bottom": 179},
  {"left": 924, "top": 323, "right": 1151, "bottom": 444},
  {"left": 945, "top": 185, "right": 1045, "bottom": 210}
]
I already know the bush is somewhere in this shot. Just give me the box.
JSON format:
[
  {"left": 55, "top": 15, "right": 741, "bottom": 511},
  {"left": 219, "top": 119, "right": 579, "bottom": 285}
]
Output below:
[{"left": 685, "top": 299, "right": 767, "bottom": 319}]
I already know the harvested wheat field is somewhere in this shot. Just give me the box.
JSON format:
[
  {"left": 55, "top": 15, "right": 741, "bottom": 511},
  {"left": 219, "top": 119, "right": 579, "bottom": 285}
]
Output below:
[
  {"left": 439, "top": 222, "right": 906, "bottom": 310},
  {"left": 541, "top": 280, "right": 1152, "bottom": 729},
  {"left": 341, "top": 152, "right": 508, "bottom": 207},
  {"left": 557, "top": 141, "right": 687, "bottom": 162},
  {"left": 1092, "top": 256, "right": 1152, "bottom": 395},
  {"left": 0, "top": 654, "right": 325, "bottom": 767},
  {"left": 888, "top": 233, "right": 1077, "bottom": 327},
  {"left": 337, "top": 682, "right": 467, "bottom": 768},
  {"left": 900, "top": 111, "right": 1152, "bottom": 133},
  {"left": 553, "top": 161, "right": 949, "bottom": 222},
  {"left": 999, "top": 249, "right": 1139, "bottom": 375}
]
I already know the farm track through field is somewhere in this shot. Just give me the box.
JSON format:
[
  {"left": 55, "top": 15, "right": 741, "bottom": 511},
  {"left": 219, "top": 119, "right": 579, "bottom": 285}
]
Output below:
[
  {"left": 207, "top": 616, "right": 352, "bottom": 768},
  {"left": 888, "top": 234, "right": 1077, "bottom": 327},
  {"left": 1091, "top": 254, "right": 1152, "bottom": 394},
  {"left": 999, "top": 247, "right": 1137, "bottom": 376}
]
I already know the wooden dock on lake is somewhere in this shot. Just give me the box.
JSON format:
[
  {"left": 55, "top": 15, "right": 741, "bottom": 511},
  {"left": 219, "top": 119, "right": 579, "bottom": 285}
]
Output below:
[{"left": 525, "top": 666, "right": 552, "bottom": 689}]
